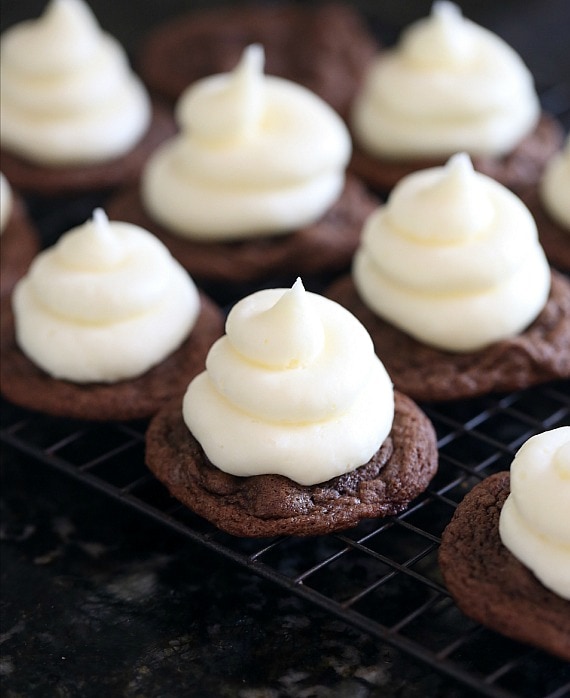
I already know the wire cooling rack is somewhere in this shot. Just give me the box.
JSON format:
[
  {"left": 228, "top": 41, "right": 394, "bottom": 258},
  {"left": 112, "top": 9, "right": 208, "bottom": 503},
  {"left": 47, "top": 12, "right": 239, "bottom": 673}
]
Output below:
[{"left": 1, "top": 381, "right": 569, "bottom": 698}]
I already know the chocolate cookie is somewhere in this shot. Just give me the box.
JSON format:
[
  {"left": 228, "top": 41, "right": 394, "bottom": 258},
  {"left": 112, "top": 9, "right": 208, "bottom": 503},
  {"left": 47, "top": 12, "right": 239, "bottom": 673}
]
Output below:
[
  {"left": 521, "top": 187, "right": 570, "bottom": 272},
  {"left": 0, "top": 193, "right": 39, "bottom": 297},
  {"left": 145, "top": 391, "right": 438, "bottom": 537},
  {"left": 0, "top": 293, "right": 223, "bottom": 421},
  {"left": 349, "top": 112, "right": 565, "bottom": 195},
  {"left": 0, "top": 102, "right": 176, "bottom": 197},
  {"left": 136, "top": 2, "right": 379, "bottom": 120},
  {"left": 326, "top": 271, "right": 570, "bottom": 402},
  {"left": 106, "top": 174, "right": 379, "bottom": 302},
  {"left": 439, "top": 472, "right": 570, "bottom": 661}
]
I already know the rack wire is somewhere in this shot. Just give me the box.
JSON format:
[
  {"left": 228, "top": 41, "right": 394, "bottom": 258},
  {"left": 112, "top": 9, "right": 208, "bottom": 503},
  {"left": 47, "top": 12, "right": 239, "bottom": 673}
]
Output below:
[{"left": 2, "top": 380, "right": 569, "bottom": 698}]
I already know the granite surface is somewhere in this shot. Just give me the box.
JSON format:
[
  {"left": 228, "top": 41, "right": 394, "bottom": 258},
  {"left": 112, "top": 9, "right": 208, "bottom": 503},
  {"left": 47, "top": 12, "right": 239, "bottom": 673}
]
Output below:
[{"left": 1, "top": 443, "right": 478, "bottom": 698}]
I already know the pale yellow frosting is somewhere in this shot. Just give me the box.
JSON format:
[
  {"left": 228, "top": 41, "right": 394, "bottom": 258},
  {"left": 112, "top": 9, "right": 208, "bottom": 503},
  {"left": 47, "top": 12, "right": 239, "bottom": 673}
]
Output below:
[
  {"left": 0, "top": 173, "right": 12, "bottom": 234},
  {"left": 499, "top": 427, "right": 570, "bottom": 600},
  {"left": 540, "top": 136, "right": 570, "bottom": 231},
  {"left": 13, "top": 210, "right": 200, "bottom": 383},
  {"left": 0, "top": 0, "right": 150, "bottom": 166},
  {"left": 183, "top": 279, "right": 394, "bottom": 485},
  {"left": 142, "top": 45, "right": 351, "bottom": 241},
  {"left": 352, "top": 1, "right": 540, "bottom": 160},
  {"left": 353, "top": 153, "right": 550, "bottom": 352}
]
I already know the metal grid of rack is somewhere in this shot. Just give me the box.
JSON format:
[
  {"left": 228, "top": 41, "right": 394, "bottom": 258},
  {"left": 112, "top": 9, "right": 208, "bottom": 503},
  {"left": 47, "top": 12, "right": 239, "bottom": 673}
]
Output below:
[{"left": 2, "top": 380, "right": 569, "bottom": 698}]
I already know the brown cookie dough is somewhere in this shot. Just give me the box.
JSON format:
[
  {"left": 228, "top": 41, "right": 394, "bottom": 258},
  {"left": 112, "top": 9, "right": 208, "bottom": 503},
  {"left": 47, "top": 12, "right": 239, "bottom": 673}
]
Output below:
[
  {"left": 349, "top": 112, "right": 565, "bottom": 195},
  {"left": 136, "top": 2, "right": 379, "bottom": 120},
  {"left": 521, "top": 187, "right": 570, "bottom": 272},
  {"left": 439, "top": 472, "right": 570, "bottom": 662},
  {"left": 145, "top": 391, "right": 438, "bottom": 537},
  {"left": 0, "top": 193, "right": 39, "bottom": 297},
  {"left": 106, "top": 174, "right": 379, "bottom": 295},
  {"left": 0, "top": 102, "right": 176, "bottom": 197},
  {"left": 326, "top": 271, "right": 570, "bottom": 402},
  {"left": 0, "top": 292, "right": 223, "bottom": 421}
]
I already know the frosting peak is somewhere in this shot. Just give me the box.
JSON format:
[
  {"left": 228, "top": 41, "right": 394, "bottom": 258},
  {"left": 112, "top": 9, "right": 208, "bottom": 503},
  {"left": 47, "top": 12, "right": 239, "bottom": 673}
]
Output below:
[
  {"left": 183, "top": 282, "right": 394, "bottom": 485},
  {"left": 0, "top": 0, "right": 151, "bottom": 166},
  {"left": 5, "top": 0, "right": 100, "bottom": 73},
  {"left": 387, "top": 153, "right": 493, "bottom": 243},
  {"left": 499, "top": 427, "right": 570, "bottom": 599},
  {"left": 353, "top": 154, "right": 550, "bottom": 352},
  {"left": 227, "top": 279, "right": 325, "bottom": 369},
  {"left": 403, "top": 2, "right": 471, "bottom": 67},
  {"left": 59, "top": 208, "right": 124, "bottom": 270},
  {"left": 142, "top": 44, "right": 351, "bottom": 240},
  {"left": 352, "top": 1, "right": 540, "bottom": 159},
  {"left": 179, "top": 43, "right": 265, "bottom": 143}
]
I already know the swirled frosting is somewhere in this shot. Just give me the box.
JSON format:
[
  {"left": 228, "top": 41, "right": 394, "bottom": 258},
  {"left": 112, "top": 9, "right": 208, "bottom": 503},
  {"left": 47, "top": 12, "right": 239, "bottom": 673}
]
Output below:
[
  {"left": 351, "top": 1, "right": 540, "bottom": 159},
  {"left": 540, "top": 136, "right": 570, "bottom": 231},
  {"left": 499, "top": 427, "right": 570, "bottom": 600},
  {"left": 0, "top": 173, "right": 11, "bottom": 234},
  {"left": 13, "top": 209, "right": 200, "bottom": 383},
  {"left": 183, "top": 279, "right": 394, "bottom": 485},
  {"left": 353, "top": 153, "right": 550, "bottom": 352},
  {"left": 0, "top": 0, "right": 151, "bottom": 166},
  {"left": 142, "top": 44, "right": 351, "bottom": 240}
]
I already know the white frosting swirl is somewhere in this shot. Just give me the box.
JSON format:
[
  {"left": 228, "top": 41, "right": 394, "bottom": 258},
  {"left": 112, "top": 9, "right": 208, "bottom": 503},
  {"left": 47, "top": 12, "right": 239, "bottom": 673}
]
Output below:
[
  {"left": 183, "top": 279, "right": 394, "bottom": 485},
  {"left": 540, "top": 136, "right": 570, "bottom": 231},
  {"left": 0, "top": 172, "right": 12, "bottom": 234},
  {"left": 499, "top": 427, "right": 570, "bottom": 600},
  {"left": 353, "top": 153, "right": 550, "bottom": 352},
  {"left": 13, "top": 210, "right": 200, "bottom": 383},
  {"left": 0, "top": 0, "right": 151, "bottom": 166},
  {"left": 351, "top": 1, "right": 540, "bottom": 159},
  {"left": 142, "top": 45, "right": 351, "bottom": 240}
]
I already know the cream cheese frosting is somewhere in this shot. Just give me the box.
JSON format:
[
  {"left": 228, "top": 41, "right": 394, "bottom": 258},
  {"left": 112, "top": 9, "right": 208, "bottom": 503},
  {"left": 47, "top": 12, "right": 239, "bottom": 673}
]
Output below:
[
  {"left": 142, "top": 44, "right": 351, "bottom": 240},
  {"left": 540, "top": 136, "right": 570, "bottom": 231},
  {"left": 183, "top": 279, "right": 394, "bottom": 485},
  {"left": 0, "top": 0, "right": 151, "bottom": 166},
  {"left": 0, "top": 173, "right": 11, "bottom": 234},
  {"left": 13, "top": 209, "right": 200, "bottom": 383},
  {"left": 351, "top": 1, "right": 540, "bottom": 160},
  {"left": 499, "top": 427, "right": 570, "bottom": 600},
  {"left": 353, "top": 153, "right": 551, "bottom": 352}
]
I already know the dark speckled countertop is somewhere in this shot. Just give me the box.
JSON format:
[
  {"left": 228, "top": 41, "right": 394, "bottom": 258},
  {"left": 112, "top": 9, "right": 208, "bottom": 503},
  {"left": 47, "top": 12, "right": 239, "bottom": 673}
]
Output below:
[
  {"left": 1, "top": 1, "right": 569, "bottom": 697},
  {"left": 2, "top": 445, "right": 476, "bottom": 698}
]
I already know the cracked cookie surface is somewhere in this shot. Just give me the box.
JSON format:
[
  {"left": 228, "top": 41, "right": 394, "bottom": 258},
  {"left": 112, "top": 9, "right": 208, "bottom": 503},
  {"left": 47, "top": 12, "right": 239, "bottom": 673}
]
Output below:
[{"left": 145, "top": 391, "right": 438, "bottom": 537}]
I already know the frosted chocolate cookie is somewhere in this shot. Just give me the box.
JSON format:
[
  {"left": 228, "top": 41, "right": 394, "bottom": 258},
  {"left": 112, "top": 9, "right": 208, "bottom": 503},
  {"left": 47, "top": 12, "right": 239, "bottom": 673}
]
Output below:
[
  {"left": 0, "top": 0, "right": 176, "bottom": 196},
  {"left": 137, "top": 1, "right": 379, "bottom": 119},
  {"left": 326, "top": 154, "right": 570, "bottom": 402},
  {"left": 349, "top": 2, "right": 564, "bottom": 194},
  {"left": 146, "top": 280, "right": 438, "bottom": 537},
  {"left": 108, "top": 46, "right": 378, "bottom": 300},
  {"left": 0, "top": 211, "right": 224, "bottom": 421},
  {"left": 439, "top": 428, "right": 570, "bottom": 661},
  {"left": 521, "top": 137, "right": 570, "bottom": 272},
  {"left": 0, "top": 174, "right": 39, "bottom": 297}
]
